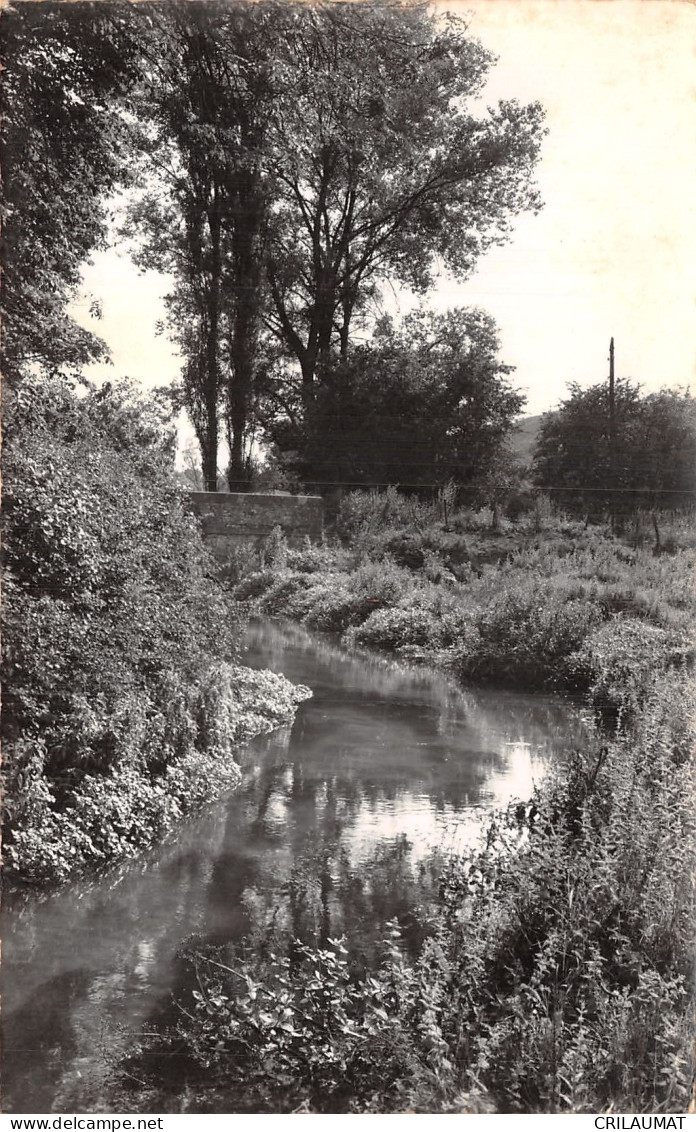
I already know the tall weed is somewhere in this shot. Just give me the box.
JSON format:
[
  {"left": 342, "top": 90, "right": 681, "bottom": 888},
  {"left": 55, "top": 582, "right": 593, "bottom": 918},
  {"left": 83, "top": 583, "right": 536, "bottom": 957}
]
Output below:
[
  {"left": 219, "top": 498, "right": 696, "bottom": 1113},
  {"left": 148, "top": 669, "right": 695, "bottom": 1112}
]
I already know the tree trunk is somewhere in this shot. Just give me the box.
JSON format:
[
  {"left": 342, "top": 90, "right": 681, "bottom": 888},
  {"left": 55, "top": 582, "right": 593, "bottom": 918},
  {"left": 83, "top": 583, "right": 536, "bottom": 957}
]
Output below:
[
  {"left": 226, "top": 377, "right": 252, "bottom": 492},
  {"left": 227, "top": 433, "right": 250, "bottom": 492},
  {"left": 225, "top": 175, "right": 264, "bottom": 494},
  {"left": 300, "top": 356, "right": 317, "bottom": 408},
  {"left": 202, "top": 428, "right": 218, "bottom": 493},
  {"left": 204, "top": 195, "right": 222, "bottom": 492},
  {"left": 314, "top": 268, "right": 336, "bottom": 377}
]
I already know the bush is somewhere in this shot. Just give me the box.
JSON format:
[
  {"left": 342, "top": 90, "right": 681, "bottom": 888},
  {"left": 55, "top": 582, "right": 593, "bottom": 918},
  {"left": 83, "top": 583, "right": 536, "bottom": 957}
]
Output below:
[
  {"left": 143, "top": 667, "right": 695, "bottom": 1114},
  {"left": 567, "top": 617, "right": 689, "bottom": 721},
  {"left": 347, "top": 602, "right": 479, "bottom": 655},
  {"left": 286, "top": 540, "right": 352, "bottom": 575},
  {"left": 456, "top": 586, "right": 604, "bottom": 688},
  {"left": 347, "top": 558, "right": 412, "bottom": 604},
  {"left": 1, "top": 377, "right": 310, "bottom": 884},
  {"left": 223, "top": 542, "right": 264, "bottom": 586},
  {"left": 336, "top": 486, "right": 439, "bottom": 543},
  {"left": 233, "top": 568, "right": 279, "bottom": 602},
  {"left": 260, "top": 525, "right": 288, "bottom": 569},
  {"left": 302, "top": 584, "right": 375, "bottom": 633},
  {"left": 347, "top": 606, "right": 444, "bottom": 652},
  {"left": 5, "top": 665, "right": 311, "bottom": 884},
  {"left": 256, "top": 571, "right": 316, "bottom": 618}
]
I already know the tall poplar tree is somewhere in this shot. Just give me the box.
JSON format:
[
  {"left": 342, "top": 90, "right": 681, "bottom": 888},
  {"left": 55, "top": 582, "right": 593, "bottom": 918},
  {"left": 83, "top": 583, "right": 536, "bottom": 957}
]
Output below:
[
  {"left": 262, "top": 2, "right": 545, "bottom": 399},
  {"left": 128, "top": 0, "right": 545, "bottom": 489},
  {"left": 127, "top": 1, "right": 282, "bottom": 490}
]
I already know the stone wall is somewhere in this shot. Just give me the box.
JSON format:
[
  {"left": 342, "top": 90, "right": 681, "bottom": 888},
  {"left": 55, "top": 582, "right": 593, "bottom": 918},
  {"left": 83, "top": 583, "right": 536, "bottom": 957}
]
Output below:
[{"left": 186, "top": 491, "right": 324, "bottom": 575}]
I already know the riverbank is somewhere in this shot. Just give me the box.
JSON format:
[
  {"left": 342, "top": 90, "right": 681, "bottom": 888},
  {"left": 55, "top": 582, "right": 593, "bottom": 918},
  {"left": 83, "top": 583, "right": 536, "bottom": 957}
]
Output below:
[
  {"left": 156, "top": 500, "right": 695, "bottom": 1113},
  {"left": 4, "top": 663, "right": 311, "bottom": 886},
  {"left": 235, "top": 498, "right": 693, "bottom": 719},
  {"left": 2, "top": 620, "right": 590, "bottom": 1114}
]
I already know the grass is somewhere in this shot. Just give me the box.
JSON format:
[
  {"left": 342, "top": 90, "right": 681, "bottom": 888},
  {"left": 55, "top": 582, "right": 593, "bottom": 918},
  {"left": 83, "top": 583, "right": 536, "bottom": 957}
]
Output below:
[{"left": 235, "top": 496, "right": 694, "bottom": 719}]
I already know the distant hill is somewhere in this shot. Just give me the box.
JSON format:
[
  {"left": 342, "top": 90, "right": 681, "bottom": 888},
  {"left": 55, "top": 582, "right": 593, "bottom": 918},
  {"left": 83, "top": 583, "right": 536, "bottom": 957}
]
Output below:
[
  {"left": 508, "top": 412, "right": 553, "bottom": 464},
  {"left": 508, "top": 414, "right": 543, "bottom": 463}
]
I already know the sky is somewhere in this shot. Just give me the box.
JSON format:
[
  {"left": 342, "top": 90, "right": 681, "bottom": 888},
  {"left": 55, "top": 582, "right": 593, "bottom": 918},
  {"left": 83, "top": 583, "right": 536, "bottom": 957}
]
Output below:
[{"left": 71, "top": 0, "right": 696, "bottom": 420}]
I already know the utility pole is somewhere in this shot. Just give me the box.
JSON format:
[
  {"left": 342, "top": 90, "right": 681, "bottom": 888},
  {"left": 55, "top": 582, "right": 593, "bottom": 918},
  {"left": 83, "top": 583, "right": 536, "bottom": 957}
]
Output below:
[
  {"left": 608, "top": 337, "right": 617, "bottom": 530},
  {"left": 609, "top": 337, "right": 615, "bottom": 428}
]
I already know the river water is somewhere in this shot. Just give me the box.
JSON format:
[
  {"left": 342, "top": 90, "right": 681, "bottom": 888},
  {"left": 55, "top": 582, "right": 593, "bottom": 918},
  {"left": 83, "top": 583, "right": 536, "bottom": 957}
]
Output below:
[{"left": 2, "top": 620, "right": 592, "bottom": 1113}]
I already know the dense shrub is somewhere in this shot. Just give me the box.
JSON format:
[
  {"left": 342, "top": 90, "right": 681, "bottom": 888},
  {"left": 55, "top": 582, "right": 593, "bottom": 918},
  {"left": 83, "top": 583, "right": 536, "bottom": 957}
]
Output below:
[
  {"left": 345, "top": 557, "right": 411, "bottom": 603},
  {"left": 459, "top": 586, "right": 604, "bottom": 688},
  {"left": 302, "top": 585, "right": 375, "bottom": 633},
  {"left": 439, "top": 677, "right": 695, "bottom": 1113},
  {"left": 305, "top": 561, "right": 411, "bottom": 633},
  {"left": 347, "top": 606, "right": 444, "bottom": 651},
  {"left": 2, "top": 378, "right": 310, "bottom": 884},
  {"left": 4, "top": 665, "right": 310, "bottom": 884},
  {"left": 347, "top": 604, "right": 479, "bottom": 655},
  {"left": 336, "top": 486, "right": 441, "bottom": 545},
  {"left": 286, "top": 540, "right": 353, "bottom": 575},
  {"left": 254, "top": 571, "right": 317, "bottom": 618},
  {"left": 254, "top": 571, "right": 361, "bottom": 629},
  {"left": 233, "top": 568, "right": 280, "bottom": 602},
  {"left": 238, "top": 494, "right": 695, "bottom": 702},
  {"left": 334, "top": 487, "right": 582, "bottom": 569},
  {"left": 567, "top": 617, "right": 690, "bottom": 721},
  {"left": 241, "top": 557, "right": 416, "bottom": 636}
]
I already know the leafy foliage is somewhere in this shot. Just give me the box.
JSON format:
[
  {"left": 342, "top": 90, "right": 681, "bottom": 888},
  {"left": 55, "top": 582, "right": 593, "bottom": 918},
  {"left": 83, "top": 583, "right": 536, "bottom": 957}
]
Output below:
[
  {"left": 0, "top": 1, "right": 138, "bottom": 381},
  {"left": 1, "top": 378, "right": 310, "bottom": 883},
  {"left": 240, "top": 490, "right": 694, "bottom": 699},
  {"left": 533, "top": 381, "right": 696, "bottom": 518},
  {"left": 260, "top": 2, "right": 545, "bottom": 392},
  {"left": 4, "top": 665, "right": 310, "bottom": 885},
  {"left": 271, "top": 308, "right": 524, "bottom": 489}
]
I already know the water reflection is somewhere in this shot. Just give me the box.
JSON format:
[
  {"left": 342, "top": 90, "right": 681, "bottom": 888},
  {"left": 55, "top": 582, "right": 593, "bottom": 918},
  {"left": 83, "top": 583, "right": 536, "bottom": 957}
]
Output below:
[{"left": 2, "top": 619, "right": 593, "bottom": 1113}]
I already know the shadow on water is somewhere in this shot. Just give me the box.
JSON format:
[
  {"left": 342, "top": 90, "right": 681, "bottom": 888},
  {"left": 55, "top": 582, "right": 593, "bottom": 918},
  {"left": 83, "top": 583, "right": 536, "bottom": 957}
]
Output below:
[{"left": 1, "top": 619, "right": 594, "bottom": 1112}]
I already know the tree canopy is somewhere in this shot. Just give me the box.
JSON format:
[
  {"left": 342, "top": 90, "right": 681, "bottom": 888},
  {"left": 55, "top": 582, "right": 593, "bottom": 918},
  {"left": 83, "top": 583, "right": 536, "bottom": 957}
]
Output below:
[
  {"left": 0, "top": 1, "right": 138, "bottom": 382},
  {"left": 123, "top": 0, "right": 545, "bottom": 488},
  {"left": 533, "top": 381, "right": 696, "bottom": 517},
  {"left": 261, "top": 3, "right": 545, "bottom": 394},
  {"left": 268, "top": 307, "right": 524, "bottom": 489}
]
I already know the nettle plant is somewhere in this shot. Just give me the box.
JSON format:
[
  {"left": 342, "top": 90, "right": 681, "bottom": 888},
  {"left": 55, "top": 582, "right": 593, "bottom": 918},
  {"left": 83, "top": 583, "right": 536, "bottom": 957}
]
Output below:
[{"left": 178, "top": 922, "right": 457, "bottom": 1112}]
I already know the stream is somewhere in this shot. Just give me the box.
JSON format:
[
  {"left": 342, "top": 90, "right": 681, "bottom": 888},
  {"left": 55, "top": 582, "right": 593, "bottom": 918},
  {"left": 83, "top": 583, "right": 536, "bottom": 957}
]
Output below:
[{"left": 1, "top": 620, "right": 593, "bottom": 1113}]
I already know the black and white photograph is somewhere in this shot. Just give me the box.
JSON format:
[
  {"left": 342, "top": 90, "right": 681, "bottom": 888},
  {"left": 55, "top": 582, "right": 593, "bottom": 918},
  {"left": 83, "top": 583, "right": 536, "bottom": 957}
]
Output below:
[{"left": 1, "top": 0, "right": 695, "bottom": 1117}]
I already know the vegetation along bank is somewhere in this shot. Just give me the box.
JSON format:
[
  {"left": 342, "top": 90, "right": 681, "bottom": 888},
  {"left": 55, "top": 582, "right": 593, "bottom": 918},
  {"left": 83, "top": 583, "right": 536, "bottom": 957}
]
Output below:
[
  {"left": 138, "top": 491, "right": 694, "bottom": 1114},
  {"left": 2, "top": 378, "right": 311, "bottom": 886}
]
